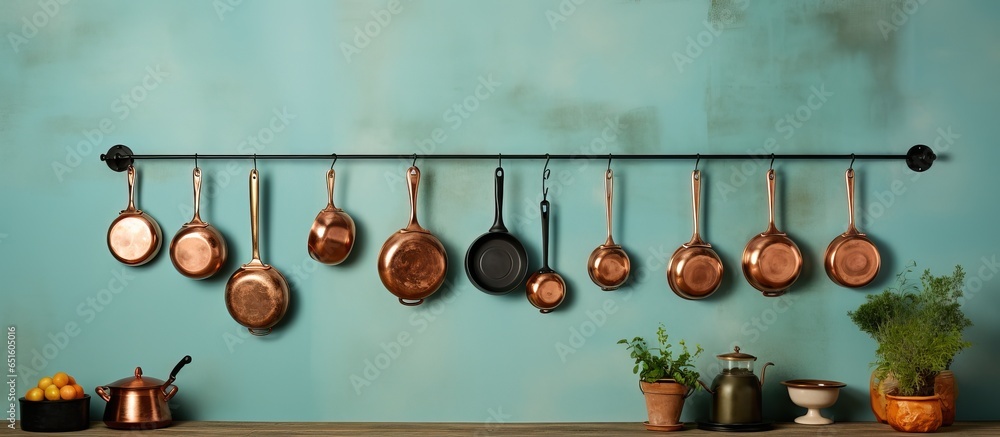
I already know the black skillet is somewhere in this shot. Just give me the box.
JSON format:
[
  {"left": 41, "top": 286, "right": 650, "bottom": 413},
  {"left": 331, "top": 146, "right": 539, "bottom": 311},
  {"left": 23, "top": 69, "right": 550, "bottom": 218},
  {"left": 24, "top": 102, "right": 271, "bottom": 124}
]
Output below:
[{"left": 465, "top": 167, "right": 529, "bottom": 294}]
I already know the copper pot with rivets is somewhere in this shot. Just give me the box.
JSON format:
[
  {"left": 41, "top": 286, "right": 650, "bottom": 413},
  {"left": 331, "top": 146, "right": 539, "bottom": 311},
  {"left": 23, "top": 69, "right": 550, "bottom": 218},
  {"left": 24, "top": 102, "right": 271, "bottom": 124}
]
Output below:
[{"left": 95, "top": 356, "right": 191, "bottom": 430}]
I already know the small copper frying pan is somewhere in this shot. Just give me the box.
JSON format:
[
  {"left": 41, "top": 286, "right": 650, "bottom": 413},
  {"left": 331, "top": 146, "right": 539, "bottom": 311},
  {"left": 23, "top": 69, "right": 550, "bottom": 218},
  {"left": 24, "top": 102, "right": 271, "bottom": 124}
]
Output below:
[
  {"left": 169, "top": 166, "right": 227, "bottom": 279},
  {"left": 377, "top": 166, "right": 448, "bottom": 306},
  {"left": 825, "top": 168, "right": 880, "bottom": 287},
  {"left": 526, "top": 200, "right": 566, "bottom": 313},
  {"left": 742, "top": 169, "right": 802, "bottom": 296},
  {"left": 107, "top": 165, "right": 162, "bottom": 266},
  {"left": 307, "top": 168, "right": 356, "bottom": 265},
  {"left": 588, "top": 169, "right": 630, "bottom": 290},
  {"left": 668, "top": 170, "right": 723, "bottom": 299},
  {"left": 225, "top": 168, "right": 289, "bottom": 336}
]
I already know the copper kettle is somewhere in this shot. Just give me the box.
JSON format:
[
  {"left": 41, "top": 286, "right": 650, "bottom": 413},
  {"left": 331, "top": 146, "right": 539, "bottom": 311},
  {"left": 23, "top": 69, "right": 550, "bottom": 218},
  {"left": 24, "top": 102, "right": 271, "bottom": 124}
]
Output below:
[
  {"left": 697, "top": 347, "right": 773, "bottom": 425},
  {"left": 95, "top": 355, "right": 191, "bottom": 430}
]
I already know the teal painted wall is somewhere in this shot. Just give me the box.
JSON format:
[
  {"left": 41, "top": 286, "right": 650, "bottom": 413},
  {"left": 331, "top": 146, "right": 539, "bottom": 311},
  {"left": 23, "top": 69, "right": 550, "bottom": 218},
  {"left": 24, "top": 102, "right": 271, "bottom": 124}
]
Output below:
[{"left": 2, "top": 0, "right": 998, "bottom": 423}]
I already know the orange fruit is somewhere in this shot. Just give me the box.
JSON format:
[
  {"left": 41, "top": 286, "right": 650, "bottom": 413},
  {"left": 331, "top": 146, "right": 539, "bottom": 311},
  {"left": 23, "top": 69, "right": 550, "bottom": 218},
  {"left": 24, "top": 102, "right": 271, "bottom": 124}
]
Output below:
[
  {"left": 25, "top": 388, "right": 44, "bottom": 402},
  {"left": 59, "top": 385, "right": 76, "bottom": 400},
  {"left": 52, "top": 372, "right": 69, "bottom": 388},
  {"left": 37, "top": 377, "right": 53, "bottom": 390},
  {"left": 67, "top": 375, "right": 76, "bottom": 385},
  {"left": 71, "top": 384, "right": 85, "bottom": 399},
  {"left": 44, "top": 384, "right": 61, "bottom": 401}
]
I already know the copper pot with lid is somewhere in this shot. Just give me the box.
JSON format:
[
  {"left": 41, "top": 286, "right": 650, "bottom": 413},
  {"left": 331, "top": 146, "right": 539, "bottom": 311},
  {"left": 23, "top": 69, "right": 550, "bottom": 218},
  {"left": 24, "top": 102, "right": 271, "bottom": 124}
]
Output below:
[{"left": 95, "top": 355, "right": 191, "bottom": 430}]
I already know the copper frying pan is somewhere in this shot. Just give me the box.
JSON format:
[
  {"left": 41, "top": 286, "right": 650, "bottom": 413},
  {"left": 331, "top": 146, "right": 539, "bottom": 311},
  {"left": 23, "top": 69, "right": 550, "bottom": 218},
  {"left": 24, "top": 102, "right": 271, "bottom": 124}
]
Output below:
[
  {"left": 225, "top": 169, "right": 289, "bottom": 336},
  {"left": 587, "top": 169, "right": 630, "bottom": 291},
  {"left": 307, "top": 168, "right": 356, "bottom": 265},
  {"left": 825, "top": 168, "right": 880, "bottom": 287},
  {"left": 668, "top": 170, "right": 723, "bottom": 299},
  {"left": 742, "top": 169, "right": 802, "bottom": 296},
  {"left": 169, "top": 166, "right": 227, "bottom": 279},
  {"left": 526, "top": 200, "right": 566, "bottom": 313},
  {"left": 377, "top": 166, "right": 448, "bottom": 306},
  {"left": 107, "top": 165, "right": 162, "bottom": 266}
]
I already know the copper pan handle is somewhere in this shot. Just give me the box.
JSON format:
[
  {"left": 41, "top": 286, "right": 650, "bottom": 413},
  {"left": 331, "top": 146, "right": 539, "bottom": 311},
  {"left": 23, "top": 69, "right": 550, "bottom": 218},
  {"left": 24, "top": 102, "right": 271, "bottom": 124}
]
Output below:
[
  {"left": 846, "top": 168, "right": 858, "bottom": 234},
  {"left": 404, "top": 166, "right": 422, "bottom": 231},
  {"left": 95, "top": 386, "right": 111, "bottom": 402},
  {"left": 399, "top": 298, "right": 424, "bottom": 306},
  {"left": 249, "top": 327, "right": 271, "bottom": 336},
  {"left": 249, "top": 169, "right": 262, "bottom": 264},
  {"left": 192, "top": 167, "right": 203, "bottom": 223},
  {"left": 689, "top": 170, "right": 706, "bottom": 246},
  {"left": 326, "top": 168, "right": 336, "bottom": 209},
  {"left": 125, "top": 165, "right": 137, "bottom": 212},
  {"left": 765, "top": 169, "right": 779, "bottom": 234},
  {"left": 604, "top": 169, "right": 614, "bottom": 245}
]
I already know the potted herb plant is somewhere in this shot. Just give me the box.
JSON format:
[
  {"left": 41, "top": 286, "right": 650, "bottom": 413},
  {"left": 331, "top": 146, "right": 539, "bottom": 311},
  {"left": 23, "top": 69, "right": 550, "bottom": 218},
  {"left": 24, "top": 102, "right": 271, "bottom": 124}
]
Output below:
[
  {"left": 849, "top": 264, "right": 972, "bottom": 432},
  {"left": 619, "top": 324, "right": 702, "bottom": 432}
]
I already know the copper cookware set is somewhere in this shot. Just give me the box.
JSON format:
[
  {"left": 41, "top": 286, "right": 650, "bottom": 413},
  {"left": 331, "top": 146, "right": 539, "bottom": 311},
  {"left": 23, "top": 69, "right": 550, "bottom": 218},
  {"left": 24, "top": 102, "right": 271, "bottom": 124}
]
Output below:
[{"left": 105, "top": 160, "right": 882, "bottom": 326}]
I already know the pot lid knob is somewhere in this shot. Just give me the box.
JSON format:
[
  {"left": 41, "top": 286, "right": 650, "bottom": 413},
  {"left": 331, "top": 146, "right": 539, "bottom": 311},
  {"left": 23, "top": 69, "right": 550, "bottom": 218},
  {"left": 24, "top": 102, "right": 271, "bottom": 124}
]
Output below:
[
  {"left": 718, "top": 345, "right": 757, "bottom": 361},
  {"left": 135, "top": 367, "right": 143, "bottom": 378}
]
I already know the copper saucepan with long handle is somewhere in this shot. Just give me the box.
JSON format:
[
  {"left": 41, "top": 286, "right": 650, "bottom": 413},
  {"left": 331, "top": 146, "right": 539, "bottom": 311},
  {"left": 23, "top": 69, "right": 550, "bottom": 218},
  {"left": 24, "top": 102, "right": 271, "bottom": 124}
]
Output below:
[
  {"left": 108, "top": 165, "right": 162, "bottom": 266},
  {"left": 378, "top": 166, "right": 448, "bottom": 306},
  {"left": 668, "top": 170, "right": 723, "bottom": 299},
  {"left": 742, "top": 169, "right": 802, "bottom": 296},
  {"left": 825, "top": 168, "right": 880, "bottom": 287},
  {"left": 526, "top": 199, "right": 566, "bottom": 313},
  {"left": 588, "top": 168, "right": 631, "bottom": 291},
  {"left": 225, "top": 168, "right": 289, "bottom": 336},
  {"left": 169, "top": 166, "right": 227, "bottom": 279},
  {"left": 308, "top": 167, "right": 356, "bottom": 265}
]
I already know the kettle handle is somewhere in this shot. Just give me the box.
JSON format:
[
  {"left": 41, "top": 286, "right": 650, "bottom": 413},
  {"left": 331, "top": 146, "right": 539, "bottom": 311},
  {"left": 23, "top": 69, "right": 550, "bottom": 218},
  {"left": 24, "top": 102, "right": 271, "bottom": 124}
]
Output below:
[
  {"left": 95, "top": 386, "right": 111, "bottom": 402},
  {"left": 162, "top": 384, "right": 178, "bottom": 401}
]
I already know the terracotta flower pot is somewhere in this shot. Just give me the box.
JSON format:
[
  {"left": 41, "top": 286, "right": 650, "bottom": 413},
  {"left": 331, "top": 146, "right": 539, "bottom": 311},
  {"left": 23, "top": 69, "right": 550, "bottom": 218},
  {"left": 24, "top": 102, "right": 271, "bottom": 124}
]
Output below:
[
  {"left": 886, "top": 394, "right": 942, "bottom": 433},
  {"left": 639, "top": 379, "right": 691, "bottom": 431},
  {"left": 935, "top": 370, "right": 956, "bottom": 426}
]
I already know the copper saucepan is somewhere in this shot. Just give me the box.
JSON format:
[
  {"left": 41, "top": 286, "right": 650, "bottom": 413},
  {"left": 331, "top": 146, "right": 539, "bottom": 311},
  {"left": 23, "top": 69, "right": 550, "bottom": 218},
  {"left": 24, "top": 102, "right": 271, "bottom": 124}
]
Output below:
[
  {"left": 668, "top": 170, "right": 723, "bottom": 299},
  {"left": 169, "top": 166, "right": 227, "bottom": 279},
  {"left": 377, "top": 166, "right": 448, "bottom": 306},
  {"left": 225, "top": 168, "right": 289, "bottom": 336},
  {"left": 108, "top": 165, "right": 162, "bottom": 266},
  {"left": 825, "top": 168, "right": 880, "bottom": 287},
  {"left": 526, "top": 199, "right": 566, "bottom": 313},
  {"left": 307, "top": 168, "right": 356, "bottom": 265},
  {"left": 742, "top": 169, "right": 802, "bottom": 296},
  {"left": 588, "top": 169, "right": 630, "bottom": 290}
]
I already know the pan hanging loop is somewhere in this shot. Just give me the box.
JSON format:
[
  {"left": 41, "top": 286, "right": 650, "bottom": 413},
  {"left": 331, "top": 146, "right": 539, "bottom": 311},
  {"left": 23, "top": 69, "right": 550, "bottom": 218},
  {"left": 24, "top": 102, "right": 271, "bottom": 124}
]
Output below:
[
  {"left": 498, "top": 153, "right": 502, "bottom": 169},
  {"left": 194, "top": 153, "right": 198, "bottom": 169},
  {"left": 542, "top": 154, "right": 551, "bottom": 200},
  {"left": 607, "top": 154, "right": 612, "bottom": 173},
  {"left": 253, "top": 154, "right": 257, "bottom": 171},
  {"left": 769, "top": 153, "right": 775, "bottom": 171},
  {"left": 330, "top": 153, "right": 338, "bottom": 170},
  {"left": 849, "top": 153, "right": 855, "bottom": 170},
  {"left": 411, "top": 154, "right": 417, "bottom": 167},
  {"left": 694, "top": 154, "right": 700, "bottom": 175}
]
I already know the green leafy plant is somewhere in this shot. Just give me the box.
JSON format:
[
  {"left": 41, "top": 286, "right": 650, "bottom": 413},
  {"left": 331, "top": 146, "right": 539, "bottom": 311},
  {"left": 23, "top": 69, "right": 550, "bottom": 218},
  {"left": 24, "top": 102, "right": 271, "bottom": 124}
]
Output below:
[
  {"left": 849, "top": 263, "right": 973, "bottom": 397},
  {"left": 618, "top": 324, "right": 703, "bottom": 388}
]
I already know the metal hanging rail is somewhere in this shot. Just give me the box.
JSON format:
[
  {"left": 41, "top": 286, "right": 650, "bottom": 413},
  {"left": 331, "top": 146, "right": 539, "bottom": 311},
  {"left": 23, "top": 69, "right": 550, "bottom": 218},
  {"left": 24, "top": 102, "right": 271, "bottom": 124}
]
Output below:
[{"left": 100, "top": 144, "right": 938, "bottom": 172}]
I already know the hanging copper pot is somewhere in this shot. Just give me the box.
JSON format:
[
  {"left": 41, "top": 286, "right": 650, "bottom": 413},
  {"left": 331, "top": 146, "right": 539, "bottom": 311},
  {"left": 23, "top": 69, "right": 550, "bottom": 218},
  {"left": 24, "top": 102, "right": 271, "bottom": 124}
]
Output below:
[
  {"left": 742, "top": 169, "right": 802, "bottom": 296},
  {"left": 107, "top": 165, "right": 162, "bottom": 266},
  {"left": 526, "top": 199, "right": 566, "bottom": 313},
  {"left": 225, "top": 168, "right": 290, "bottom": 336},
  {"left": 307, "top": 167, "right": 356, "bottom": 265},
  {"left": 668, "top": 170, "right": 723, "bottom": 299},
  {"left": 588, "top": 168, "right": 631, "bottom": 291},
  {"left": 824, "top": 168, "right": 880, "bottom": 287},
  {"left": 377, "top": 166, "right": 448, "bottom": 306},
  {"left": 169, "top": 166, "right": 227, "bottom": 279}
]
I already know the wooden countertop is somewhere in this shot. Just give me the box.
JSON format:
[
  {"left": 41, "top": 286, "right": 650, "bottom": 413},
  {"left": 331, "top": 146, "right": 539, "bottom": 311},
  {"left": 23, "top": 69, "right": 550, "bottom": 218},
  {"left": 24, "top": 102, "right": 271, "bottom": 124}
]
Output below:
[{"left": 9, "top": 421, "right": 1000, "bottom": 435}]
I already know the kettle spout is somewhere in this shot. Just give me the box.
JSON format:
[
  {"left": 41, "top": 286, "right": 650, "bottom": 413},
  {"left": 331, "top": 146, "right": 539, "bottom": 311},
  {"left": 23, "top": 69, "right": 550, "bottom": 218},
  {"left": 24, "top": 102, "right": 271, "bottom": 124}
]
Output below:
[
  {"left": 697, "top": 379, "right": 713, "bottom": 394},
  {"left": 758, "top": 362, "right": 775, "bottom": 387}
]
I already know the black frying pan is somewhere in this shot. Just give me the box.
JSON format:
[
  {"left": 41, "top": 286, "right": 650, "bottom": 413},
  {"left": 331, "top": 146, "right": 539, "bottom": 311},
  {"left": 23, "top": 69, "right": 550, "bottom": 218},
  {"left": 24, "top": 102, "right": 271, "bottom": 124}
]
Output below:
[{"left": 465, "top": 167, "right": 529, "bottom": 294}]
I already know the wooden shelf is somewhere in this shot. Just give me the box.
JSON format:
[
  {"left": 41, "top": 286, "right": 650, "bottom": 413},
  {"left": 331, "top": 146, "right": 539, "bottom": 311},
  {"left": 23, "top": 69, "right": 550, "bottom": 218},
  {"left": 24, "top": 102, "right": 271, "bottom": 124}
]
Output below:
[{"left": 10, "top": 421, "right": 999, "bottom": 435}]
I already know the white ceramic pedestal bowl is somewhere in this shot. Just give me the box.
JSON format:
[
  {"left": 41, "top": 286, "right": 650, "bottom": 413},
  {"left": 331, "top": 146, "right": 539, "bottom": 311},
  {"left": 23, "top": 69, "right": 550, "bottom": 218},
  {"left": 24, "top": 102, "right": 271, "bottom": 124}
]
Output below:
[{"left": 781, "top": 379, "right": 846, "bottom": 425}]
